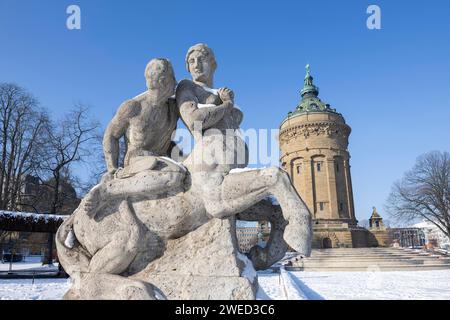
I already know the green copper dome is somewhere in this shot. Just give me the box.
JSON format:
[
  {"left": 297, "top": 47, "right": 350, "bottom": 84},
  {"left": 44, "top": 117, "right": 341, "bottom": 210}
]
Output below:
[
  {"left": 300, "top": 64, "right": 319, "bottom": 97},
  {"left": 284, "top": 65, "right": 338, "bottom": 121}
]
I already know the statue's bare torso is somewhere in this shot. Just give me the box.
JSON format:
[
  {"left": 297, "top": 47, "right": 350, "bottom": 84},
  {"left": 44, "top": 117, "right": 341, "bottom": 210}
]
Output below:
[
  {"left": 119, "top": 93, "right": 178, "bottom": 166},
  {"left": 176, "top": 80, "right": 247, "bottom": 175}
]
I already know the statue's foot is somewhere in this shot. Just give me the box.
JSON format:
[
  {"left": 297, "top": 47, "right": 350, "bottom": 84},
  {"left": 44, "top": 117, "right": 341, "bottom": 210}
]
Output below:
[
  {"left": 120, "top": 284, "right": 160, "bottom": 300},
  {"left": 69, "top": 273, "right": 159, "bottom": 300},
  {"left": 283, "top": 220, "right": 312, "bottom": 257}
]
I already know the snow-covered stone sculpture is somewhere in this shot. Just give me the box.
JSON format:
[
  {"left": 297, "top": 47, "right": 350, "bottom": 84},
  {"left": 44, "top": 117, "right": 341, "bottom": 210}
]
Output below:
[{"left": 56, "top": 45, "right": 312, "bottom": 300}]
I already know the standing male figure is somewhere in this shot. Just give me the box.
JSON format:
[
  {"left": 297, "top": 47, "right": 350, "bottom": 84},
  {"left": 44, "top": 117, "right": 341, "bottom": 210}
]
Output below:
[{"left": 82, "top": 58, "right": 185, "bottom": 215}]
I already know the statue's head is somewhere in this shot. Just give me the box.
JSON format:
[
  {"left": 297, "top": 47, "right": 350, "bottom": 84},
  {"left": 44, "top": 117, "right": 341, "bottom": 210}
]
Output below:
[
  {"left": 145, "top": 58, "right": 176, "bottom": 97},
  {"left": 185, "top": 43, "right": 217, "bottom": 85}
]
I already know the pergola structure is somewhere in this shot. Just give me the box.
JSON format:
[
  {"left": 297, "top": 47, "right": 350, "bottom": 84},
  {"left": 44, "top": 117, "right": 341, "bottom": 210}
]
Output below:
[{"left": 0, "top": 210, "right": 66, "bottom": 233}]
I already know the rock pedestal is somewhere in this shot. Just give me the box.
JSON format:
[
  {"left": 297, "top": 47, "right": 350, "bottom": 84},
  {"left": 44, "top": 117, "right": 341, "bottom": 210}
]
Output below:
[{"left": 131, "top": 217, "right": 257, "bottom": 300}]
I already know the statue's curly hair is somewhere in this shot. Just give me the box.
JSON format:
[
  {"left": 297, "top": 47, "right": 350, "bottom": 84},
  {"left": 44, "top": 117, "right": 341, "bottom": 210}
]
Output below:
[
  {"left": 144, "top": 58, "right": 176, "bottom": 89},
  {"left": 185, "top": 43, "right": 217, "bottom": 73}
]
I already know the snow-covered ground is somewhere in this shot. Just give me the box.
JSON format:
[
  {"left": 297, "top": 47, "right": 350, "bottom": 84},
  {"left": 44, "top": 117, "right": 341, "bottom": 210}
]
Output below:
[
  {"left": 257, "top": 270, "right": 450, "bottom": 300},
  {"left": 1, "top": 270, "right": 450, "bottom": 300},
  {"left": 0, "top": 278, "right": 70, "bottom": 300}
]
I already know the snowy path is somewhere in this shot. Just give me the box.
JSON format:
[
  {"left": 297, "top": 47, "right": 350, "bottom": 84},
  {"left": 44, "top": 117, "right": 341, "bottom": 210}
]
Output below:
[
  {"left": 1, "top": 270, "right": 450, "bottom": 300},
  {"left": 258, "top": 269, "right": 450, "bottom": 300},
  {"left": 256, "top": 273, "right": 284, "bottom": 300},
  {"left": 0, "top": 278, "right": 70, "bottom": 300},
  {"left": 289, "top": 270, "right": 450, "bottom": 300}
]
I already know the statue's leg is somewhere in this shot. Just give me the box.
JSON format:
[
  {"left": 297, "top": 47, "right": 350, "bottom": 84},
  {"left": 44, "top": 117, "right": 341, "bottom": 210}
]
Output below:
[
  {"left": 88, "top": 200, "right": 143, "bottom": 274},
  {"left": 237, "top": 200, "right": 289, "bottom": 270},
  {"left": 83, "top": 169, "right": 185, "bottom": 216},
  {"left": 102, "top": 170, "right": 184, "bottom": 198},
  {"left": 68, "top": 272, "right": 159, "bottom": 300},
  {"left": 199, "top": 167, "right": 312, "bottom": 255},
  {"left": 55, "top": 213, "right": 92, "bottom": 277},
  {"left": 88, "top": 232, "right": 137, "bottom": 274}
]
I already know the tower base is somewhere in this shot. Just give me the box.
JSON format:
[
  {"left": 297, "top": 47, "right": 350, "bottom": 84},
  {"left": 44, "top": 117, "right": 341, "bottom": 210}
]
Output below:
[{"left": 312, "top": 220, "right": 386, "bottom": 248}]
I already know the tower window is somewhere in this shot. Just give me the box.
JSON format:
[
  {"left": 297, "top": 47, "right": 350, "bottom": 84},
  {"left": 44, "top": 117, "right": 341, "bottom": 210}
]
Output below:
[
  {"left": 296, "top": 164, "right": 301, "bottom": 174},
  {"left": 319, "top": 202, "right": 324, "bottom": 211},
  {"left": 316, "top": 163, "right": 321, "bottom": 172},
  {"left": 339, "top": 202, "right": 344, "bottom": 211},
  {"left": 336, "top": 162, "right": 340, "bottom": 172}
]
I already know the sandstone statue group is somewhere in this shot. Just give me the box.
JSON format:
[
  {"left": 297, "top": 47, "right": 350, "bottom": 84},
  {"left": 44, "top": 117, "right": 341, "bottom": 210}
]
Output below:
[{"left": 55, "top": 44, "right": 312, "bottom": 300}]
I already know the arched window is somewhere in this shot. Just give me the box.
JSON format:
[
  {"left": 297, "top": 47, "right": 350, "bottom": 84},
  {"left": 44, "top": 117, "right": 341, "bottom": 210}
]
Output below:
[
  {"left": 319, "top": 202, "right": 324, "bottom": 211},
  {"left": 322, "top": 238, "right": 332, "bottom": 249},
  {"left": 290, "top": 157, "right": 303, "bottom": 178}
]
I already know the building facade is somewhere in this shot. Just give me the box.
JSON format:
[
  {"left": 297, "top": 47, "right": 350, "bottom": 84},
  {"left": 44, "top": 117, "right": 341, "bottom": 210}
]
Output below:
[
  {"left": 236, "top": 221, "right": 271, "bottom": 253},
  {"left": 389, "top": 228, "right": 426, "bottom": 248},
  {"left": 236, "top": 226, "right": 259, "bottom": 253},
  {"left": 279, "top": 65, "right": 370, "bottom": 248}
]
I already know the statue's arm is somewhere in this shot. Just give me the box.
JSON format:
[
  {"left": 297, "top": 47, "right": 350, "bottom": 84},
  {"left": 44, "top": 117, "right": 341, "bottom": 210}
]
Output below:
[
  {"left": 103, "top": 100, "right": 139, "bottom": 172},
  {"left": 166, "top": 98, "right": 185, "bottom": 161},
  {"left": 176, "top": 80, "right": 231, "bottom": 131},
  {"left": 232, "top": 108, "right": 244, "bottom": 126}
]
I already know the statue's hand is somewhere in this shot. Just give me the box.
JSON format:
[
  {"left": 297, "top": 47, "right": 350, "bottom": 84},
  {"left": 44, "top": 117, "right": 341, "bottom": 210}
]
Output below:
[
  {"left": 101, "top": 169, "right": 117, "bottom": 183},
  {"left": 218, "top": 87, "right": 234, "bottom": 104}
]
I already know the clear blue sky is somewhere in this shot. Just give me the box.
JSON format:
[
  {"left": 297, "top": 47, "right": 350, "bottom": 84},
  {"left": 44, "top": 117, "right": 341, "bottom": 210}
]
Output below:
[{"left": 1, "top": 0, "right": 449, "bottom": 221}]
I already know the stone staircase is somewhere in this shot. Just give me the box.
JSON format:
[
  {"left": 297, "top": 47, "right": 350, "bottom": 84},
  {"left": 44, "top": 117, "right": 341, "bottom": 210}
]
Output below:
[{"left": 285, "top": 247, "right": 450, "bottom": 271}]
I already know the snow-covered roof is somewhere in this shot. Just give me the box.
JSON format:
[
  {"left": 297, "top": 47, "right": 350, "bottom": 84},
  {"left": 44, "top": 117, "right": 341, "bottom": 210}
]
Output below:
[
  {"left": 236, "top": 220, "right": 258, "bottom": 228},
  {"left": 0, "top": 210, "right": 67, "bottom": 222},
  {"left": 412, "top": 220, "right": 443, "bottom": 230}
]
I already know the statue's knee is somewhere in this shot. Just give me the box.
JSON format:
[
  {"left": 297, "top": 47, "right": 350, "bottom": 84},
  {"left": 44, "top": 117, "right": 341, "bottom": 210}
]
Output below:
[
  {"left": 204, "top": 201, "right": 229, "bottom": 219},
  {"left": 262, "top": 167, "right": 287, "bottom": 185},
  {"left": 121, "top": 282, "right": 154, "bottom": 300},
  {"left": 167, "top": 172, "right": 186, "bottom": 188}
]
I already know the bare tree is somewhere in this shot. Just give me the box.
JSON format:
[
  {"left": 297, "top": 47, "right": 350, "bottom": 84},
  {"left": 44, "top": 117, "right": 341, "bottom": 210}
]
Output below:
[
  {"left": 0, "top": 83, "right": 103, "bottom": 264},
  {"left": 20, "top": 167, "right": 81, "bottom": 216},
  {"left": 0, "top": 83, "right": 49, "bottom": 211},
  {"left": 38, "top": 105, "right": 101, "bottom": 264},
  {"left": 383, "top": 219, "right": 392, "bottom": 228},
  {"left": 386, "top": 151, "right": 450, "bottom": 241}
]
